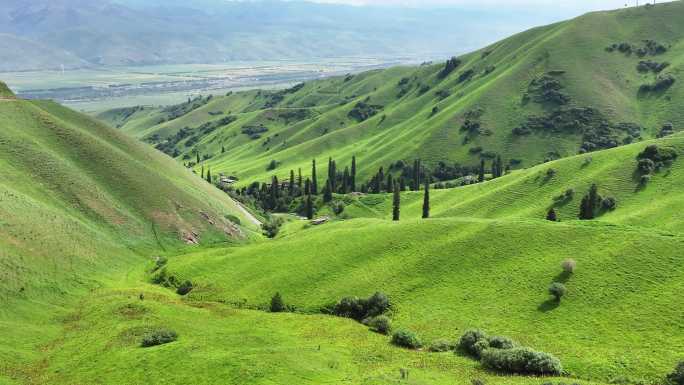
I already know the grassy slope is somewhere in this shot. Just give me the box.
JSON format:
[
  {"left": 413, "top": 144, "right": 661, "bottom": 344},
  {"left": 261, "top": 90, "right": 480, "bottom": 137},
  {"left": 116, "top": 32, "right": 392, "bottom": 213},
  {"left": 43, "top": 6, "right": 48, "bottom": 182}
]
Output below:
[
  {"left": 102, "top": 2, "right": 684, "bottom": 187},
  {"left": 0, "top": 85, "right": 256, "bottom": 383},
  {"left": 164, "top": 133, "right": 684, "bottom": 383}
]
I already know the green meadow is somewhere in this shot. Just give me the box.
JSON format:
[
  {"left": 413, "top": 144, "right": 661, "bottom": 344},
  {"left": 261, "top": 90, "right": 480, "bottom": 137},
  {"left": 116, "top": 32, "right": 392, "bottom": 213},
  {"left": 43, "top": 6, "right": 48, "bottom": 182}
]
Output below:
[{"left": 3, "top": 2, "right": 684, "bottom": 385}]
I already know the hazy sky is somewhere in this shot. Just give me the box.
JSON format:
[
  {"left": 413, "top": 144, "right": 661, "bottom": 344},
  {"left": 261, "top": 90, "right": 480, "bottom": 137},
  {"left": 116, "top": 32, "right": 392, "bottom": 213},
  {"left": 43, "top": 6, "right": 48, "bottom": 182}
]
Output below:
[{"left": 304, "top": 0, "right": 670, "bottom": 12}]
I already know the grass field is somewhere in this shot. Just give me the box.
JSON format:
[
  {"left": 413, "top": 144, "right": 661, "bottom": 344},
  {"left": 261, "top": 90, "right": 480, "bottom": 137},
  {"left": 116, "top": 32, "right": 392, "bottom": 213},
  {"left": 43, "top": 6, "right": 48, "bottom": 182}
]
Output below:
[{"left": 3, "top": 3, "right": 684, "bottom": 385}]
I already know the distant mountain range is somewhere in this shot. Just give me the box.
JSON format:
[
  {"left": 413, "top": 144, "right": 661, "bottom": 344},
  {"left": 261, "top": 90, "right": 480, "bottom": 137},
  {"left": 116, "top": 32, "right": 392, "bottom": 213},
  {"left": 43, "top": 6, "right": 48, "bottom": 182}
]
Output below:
[{"left": 0, "top": 0, "right": 553, "bottom": 71}]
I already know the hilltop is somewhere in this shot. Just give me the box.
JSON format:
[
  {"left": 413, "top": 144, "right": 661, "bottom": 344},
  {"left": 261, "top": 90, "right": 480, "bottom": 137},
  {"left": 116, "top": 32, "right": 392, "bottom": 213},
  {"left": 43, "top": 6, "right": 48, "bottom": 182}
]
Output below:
[{"left": 103, "top": 1, "right": 684, "bottom": 188}]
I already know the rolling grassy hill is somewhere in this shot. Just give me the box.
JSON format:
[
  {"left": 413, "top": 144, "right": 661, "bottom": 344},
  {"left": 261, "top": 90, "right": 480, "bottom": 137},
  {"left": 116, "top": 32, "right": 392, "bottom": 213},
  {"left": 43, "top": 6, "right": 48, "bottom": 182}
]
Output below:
[
  {"left": 160, "top": 133, "right": 684, "bottom": 384},
  {"left": 0, "top": 82, "right": 257, "bottom": 383},
  {"left": 102, "top": 1, "right": 684, "bottom": 189}
]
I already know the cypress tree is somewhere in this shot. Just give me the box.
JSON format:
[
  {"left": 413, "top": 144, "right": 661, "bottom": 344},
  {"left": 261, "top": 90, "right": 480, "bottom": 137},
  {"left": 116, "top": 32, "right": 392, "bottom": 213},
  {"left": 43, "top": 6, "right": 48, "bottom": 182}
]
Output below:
[
  {"left": 306, "top": 194, "right": 314, "bottom": 219},
  {"left": 221, "top": 145, "right": 225, "bottom": 154},
  {"left": 399, "top": 177, "right": 406, "bottom": 191},
  {"left": 393, "top": 181, "right": 400, "bottom": 221},
  {"left": 547, "top": 208, "right": 558, "bottom": 222},
  {"left": 386, "top": 173, "right": 393, "bottom": 194},
  {"left": 422, "top": 177, "right": 430, "bottom": 219},
  {"left": 330, "top": 160, "right": 337, "bottom": 192},
  {"left": 496, "top": 155, "right": 503, "bottom": 177},
  {"left": 323, "top": 179, "right": 333, "bottom": 203},
  {"left": 311, "top": 159, "right": 318, "bottom": 195},
  {"left": 304, "top": 178, "right": 311, "bottom": 195},
  {"left": 342, "top": 167, "right": 350, "bottom": 194},
  {"left": 478, "top": 159, "right": 485, "bottom": 182},
  {"left": 206, "top": 167, "right": 212, "bottom": 183},
  {"left": 196, "top": 152, "right": 200, "bottom": 164},
  {"left": 351, "top": 155, "right": 357, "bottom": 192},
  {"left": 201, "top": 165, "right": 205, "bottom": 179},
  {"left": 413, "top": 159, "right": 421, "bottom": 191},
  {"left": 298, "top": 168, "right": 303, "bottom": 195},
  {"left": 289, "top": 170, "right": 295, "bottom": 196},
  {"left": 580, "top": 184, "right": 601, "bottom": 220},
  {"left": 378, "top": 167, "right": 385, "bottom": 192}
]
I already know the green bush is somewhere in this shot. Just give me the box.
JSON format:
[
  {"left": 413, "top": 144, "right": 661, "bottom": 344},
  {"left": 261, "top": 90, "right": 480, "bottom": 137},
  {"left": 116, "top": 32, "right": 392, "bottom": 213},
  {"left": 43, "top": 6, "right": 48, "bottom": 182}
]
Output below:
[
  {"left": 270, "top": 292, "right": 286, "bottom": 312},
  {"left": 602, "top": 197, "right": 617, "bottom": 211},
  {"left": 549, "top": 282, "right": 567, "bottom": 301},
  {"left": 141, "top": 328, "right": 178, "bottom": 347},
  {"left": 638, "top": 158, "right": 656, "bottom": 174},
  {"left": 458, "top": 329, "right": 489, "bottom": 357},
  {"left": 366, "top": 315, "right": 392, "bottom": 335},
  {"left": 428, "top": 339, "right": 455, "bottom": 352},
  {"left": 480, "top": 347, "right": 562, "bottom": 375},
  {"left": 667, "top": 361, "right": 684, "bottom": 385},
  {"left": 176, "top": 280, "right": 193, "bottom": 296},
  {"left": 391, "top": 330, "right": 422, "bottom": 349},
  {"left": 332, "top": 292, "right": 390, "bottom": 321},
  {"left": 488, "top": 335, "right": 518, "bottom": 350}
]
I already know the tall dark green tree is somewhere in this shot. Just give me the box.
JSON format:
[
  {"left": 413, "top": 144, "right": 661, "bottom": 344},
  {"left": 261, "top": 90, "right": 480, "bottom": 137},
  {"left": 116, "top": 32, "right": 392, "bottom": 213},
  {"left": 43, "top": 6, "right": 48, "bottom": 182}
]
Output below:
[
  {"left": 297, "top": 168, "right": 303, "bottom": 195},
  {"left": 399, "top": 177, "right": 406, "bottom": 191},
  {"left": 330, "top": 160, "right": 337, "bottom": 192},
  {"left": 311, "top": 159, "right": 318, "bottom": 195},
  {"left": 412, "top": 159, "right": 421, "bottom": 191},
  {"left": 196, "top": 152, "right": 200, "bottom": 164},
  {"left": 386, "top": 173, "right": 393, "bottom": 194},
  {"left": 289, "top": 170, "right": 295, "bottom": 196},
  {"left": 351, "top": 155, "right": 357, "bottom": 192},
  {"left": 306, "top": 194, "right": 314, "bottom": 219},
  {"left": 342, "top": 167, "right": 350, "bottom": 194},
  {"left": 323, "top": 179, "right": 333, "bottom": 203},
  {"left": 422, "top": 177, "right": 430, "bottom": 219},
  {"left": 201, "top": 165, "right": 205, "bottom": 179},
  {"left": 579, "top": 184, "right": 601, "bottom": 220},
  {"left": 478, "top": 159, "right": 485, "bottom": 182},
  {"left": 393, "top": 182, "right": 401, "bottom": 221},
  {"left": 206, "top": 167, "right": 212, "bottom": 183},
  {"left": 304, "top": 178, "right": 311, "bottom": 195}
]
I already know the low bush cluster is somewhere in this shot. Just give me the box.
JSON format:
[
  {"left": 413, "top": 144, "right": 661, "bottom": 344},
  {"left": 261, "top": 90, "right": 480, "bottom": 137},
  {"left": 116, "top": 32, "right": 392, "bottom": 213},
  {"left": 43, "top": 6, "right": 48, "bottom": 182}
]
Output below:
[
  {"left": 458, "top": 329, "right": 562, "bottom": 375},
  {"left": 480, "top": 347, "right": 563, "bottom": 375},
  {"left": 428, "top": 339, "right": 455, "bottom": 352},
  {"left": 330, "top": 292, "right": 390, "bottom": 321},
  {"left": 141, "top": 328, "right": 178, "bottom": 347},
  {"left": 365, "top": 315, "right": 392, "bottom": 335},
  {"left": 668, "top": 361, "right": 684, "bottom": 385},
  {"left": 391, "top": 330, "right": 422, "bottom": 349},
  {"left": 639, "top": 74, "right": 676, "bottom": 94}
]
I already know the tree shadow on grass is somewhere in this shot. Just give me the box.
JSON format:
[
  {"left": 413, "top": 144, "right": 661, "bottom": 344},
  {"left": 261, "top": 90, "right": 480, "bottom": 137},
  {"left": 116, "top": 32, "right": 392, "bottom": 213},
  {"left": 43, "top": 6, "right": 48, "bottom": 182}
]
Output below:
[
  {"left": 537, "top": 299, "right": 560, "bottom": 312},
  {"left": 552, "top": 270, "right": 572, "bottom": 284}
]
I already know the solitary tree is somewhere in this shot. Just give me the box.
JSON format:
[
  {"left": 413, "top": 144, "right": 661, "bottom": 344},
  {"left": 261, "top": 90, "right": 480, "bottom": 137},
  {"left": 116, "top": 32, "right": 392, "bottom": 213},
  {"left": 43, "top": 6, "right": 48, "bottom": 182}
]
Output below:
[
  {"left": 289, "top": 170, "right": 295, "bottom": 196},
  {"left": 413, "top": 159, "right": 421, "bottom": 191},
  {"left": 393, "top": 182, "right": 401, "bottom": 221},
  {"left": 206, "top": 167, "right": 212, "bottom": 184},
  {"left": 549, "top": 282, "right": 567, "bottom": 302},
  {"left": 270, "top": 292, "right": 286, "bottom": 312},
  {"left": 201, "top": 165, "right": 205, "bottom": 179},
  {"left": 196, "top": 152, "right": 200, "bottom": 164},
  {"left": 579, "top": 184, "right": 601, "bottom": 220},
  {"left": 422, "top": 178, "right": 430, "bottom": 219}
]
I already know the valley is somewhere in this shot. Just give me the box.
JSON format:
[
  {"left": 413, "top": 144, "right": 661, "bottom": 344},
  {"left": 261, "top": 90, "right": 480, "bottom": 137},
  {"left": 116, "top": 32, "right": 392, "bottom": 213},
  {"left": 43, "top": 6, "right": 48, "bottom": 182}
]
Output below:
[{"left": 2, "top": 2, "right": 684, "bottom": 385}]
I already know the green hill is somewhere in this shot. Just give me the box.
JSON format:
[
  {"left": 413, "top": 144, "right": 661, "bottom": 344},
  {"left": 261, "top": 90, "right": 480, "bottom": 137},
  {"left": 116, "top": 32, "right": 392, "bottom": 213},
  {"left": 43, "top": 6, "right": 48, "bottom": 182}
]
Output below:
[
  {"left": 102, "top": 1, "right": 684, "bottom": 188},
  {"left": 0, "top": 92, "right": 255, "bottom": 382},
  {"left": 0, "top": 81, "right": 15, "bottom": 98},
  {"left": 162, "top": 133, "right": 684, "bottom": 383}
]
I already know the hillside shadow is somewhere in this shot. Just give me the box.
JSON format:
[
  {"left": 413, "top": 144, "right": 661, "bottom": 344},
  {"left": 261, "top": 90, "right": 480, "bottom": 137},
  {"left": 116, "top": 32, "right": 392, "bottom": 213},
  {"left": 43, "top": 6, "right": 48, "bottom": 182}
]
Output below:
[{"left": 537, "top": 299, "right": 560, "bottom": 312}]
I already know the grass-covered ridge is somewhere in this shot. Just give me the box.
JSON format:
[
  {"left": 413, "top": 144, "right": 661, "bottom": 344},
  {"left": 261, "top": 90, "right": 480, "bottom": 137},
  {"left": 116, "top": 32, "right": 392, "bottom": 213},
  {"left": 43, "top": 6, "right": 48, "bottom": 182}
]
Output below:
[
  {"left": 0, "top": 81, "right": 15, "bottom": 98},
  {"left": 101, "top": 1, "right": 684, "bottom": 187},
  {"left": 0, "top": 95, "right": 255, "bottom": 383}
]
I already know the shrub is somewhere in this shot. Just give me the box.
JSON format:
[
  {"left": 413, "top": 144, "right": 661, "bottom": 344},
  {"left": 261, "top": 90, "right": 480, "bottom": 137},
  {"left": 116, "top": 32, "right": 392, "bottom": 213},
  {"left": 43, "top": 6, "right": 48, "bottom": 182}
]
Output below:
[
  {"left": 546, "top": 168, "right": 557, "bottom": 178},
  {"left": 458, "top": 329, "right": 489, "bottom": 357},
  {"left": 602, "top": 197, "right": 617, "bottom": 211},
  {"left": 561, "top": 259, "right": 577, "bottom": 274},
  {"left": 270, "top": 292, "right": 286, "bottom": 312},
  {"left": 549, "top": 282, "right": 567, "bottom": 301},
  {"left": 638, "top": 158, "right": 656, "bottom": 174},
  {"left": 640, "top": 174, "right": 651, "bottom": 186},
  {"left": 480, "top": 347, "right": 562, "bottom": 375},
  {"left": 332, "top": 292, "right": 390, "bottom": 321},
  {"left": 266, "top": 159, "right": 278, "bottom": 171},
  {"left": 262, "top": 217, "right": 283, "bottom": 238},
  {"left": 176, "top": 280, "right": 193, "bottom": 296},
  {"left": 391, "top": 330, "right": 422, "bottom": 349},
  {"left": 667, "top": 361, "right": 684, "bottom": 385},
  {"left": 474, "top": 339, "right": 491, "bottom": 356},
  {"left": 428, "top": 339, "right": 454, "bottom": 352},
  {"left": 367, "top": 315, "right": 392, "bottom": 335},
  {"left": 141, "top": 328, "right": 178, "bottom": 347},
  {"left": 488, "top": 335, "right": 518, "bottom": 350}
]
